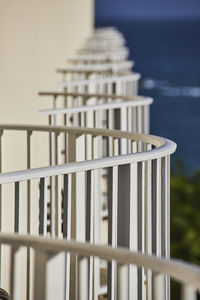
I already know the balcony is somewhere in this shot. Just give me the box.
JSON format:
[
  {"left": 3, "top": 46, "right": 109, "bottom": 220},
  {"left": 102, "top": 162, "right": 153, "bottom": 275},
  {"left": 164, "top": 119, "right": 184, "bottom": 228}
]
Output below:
[{"left": 0, "top": 27, "right": 198, "bottom": 300}]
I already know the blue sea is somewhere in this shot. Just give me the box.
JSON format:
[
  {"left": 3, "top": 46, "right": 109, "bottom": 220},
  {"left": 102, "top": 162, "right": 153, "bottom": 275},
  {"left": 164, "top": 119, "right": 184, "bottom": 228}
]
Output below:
[{"left": 96, "top": 18, "right": 200, "bottom": 174}]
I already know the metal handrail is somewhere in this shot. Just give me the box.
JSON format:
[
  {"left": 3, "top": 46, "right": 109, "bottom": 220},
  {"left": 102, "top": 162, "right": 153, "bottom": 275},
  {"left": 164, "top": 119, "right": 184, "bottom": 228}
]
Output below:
[
  {"left": 39, "top": 97, "right": 153, "bottom": 116},
  {"left": 68, "top": 51, "right": 129, "bottom": 62},
  {"left": 0, "top": 233, "right": 199, "bottom": 300},
  {"left": 1, "top": 233, "right": 199, "bottom": 289},
  {"left": 76, "top": 47, "right": 129, "bottom": 57},
  {"left": 57, "top": 73, "right": 140, "bottom": 88},
  {"left": 0, "top": 139, "right": 176, "bottom": 185},
  {"left": 56, "top": 60, "right": 133, "bottom": 74}
]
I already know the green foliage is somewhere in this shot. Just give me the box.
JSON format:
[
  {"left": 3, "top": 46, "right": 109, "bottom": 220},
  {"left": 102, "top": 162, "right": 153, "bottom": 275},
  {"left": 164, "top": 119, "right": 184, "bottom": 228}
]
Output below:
[
  {"left": 171, "top": 160, "right": 200, "bottom": 264},
  {"left": 170, "top": 159, "right": 200, "bottom": 299}
]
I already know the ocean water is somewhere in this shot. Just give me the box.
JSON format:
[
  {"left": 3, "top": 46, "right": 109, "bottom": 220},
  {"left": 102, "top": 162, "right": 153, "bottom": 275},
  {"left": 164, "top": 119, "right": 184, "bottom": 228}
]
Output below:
[{"left": 96, "top": 18, "right": 200, "bottom": 174}]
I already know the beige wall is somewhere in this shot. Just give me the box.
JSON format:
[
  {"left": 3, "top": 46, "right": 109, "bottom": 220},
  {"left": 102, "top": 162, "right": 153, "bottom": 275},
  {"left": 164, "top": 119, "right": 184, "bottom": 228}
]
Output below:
[
  {"left": 0, "top": 0, "right": 94, "bottom": 124},
  {"left": 0, "top": 1, "right": 93, "bottom": 294}
]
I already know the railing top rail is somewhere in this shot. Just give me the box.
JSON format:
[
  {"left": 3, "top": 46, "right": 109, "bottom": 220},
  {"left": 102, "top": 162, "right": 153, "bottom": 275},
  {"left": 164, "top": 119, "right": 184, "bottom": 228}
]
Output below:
[
  {"left": 76, "top": 48, "right": 129, "bottom": 56},
  {"left": 0, "top": 125, "right": 176, "bottom": 184},
  {"left": 0, "top": 124, "right": 161, "bottom": 144},
  {"left": 38, "top": 92, "right": 142, "bottom": 100},
  {"left": 87, "top": 37, "right": 125, "bottom": 43},
  {"left": 56, "top": 61, "right": 133, "bottom": 74},
  {"left": 68, "top": 53, "right": 128, "bottom": 62},
  {"left": 82, "top": 41, "right": 125, "bottom": 48},
  {"left": 39, "top": 98, "right": 153, "bottom": 116},
  {"left": 0, "top": 233, "right": 199, "bottom": 290},
  {"left": 57, "top": 73, "right": 140, "bottom": 88}
]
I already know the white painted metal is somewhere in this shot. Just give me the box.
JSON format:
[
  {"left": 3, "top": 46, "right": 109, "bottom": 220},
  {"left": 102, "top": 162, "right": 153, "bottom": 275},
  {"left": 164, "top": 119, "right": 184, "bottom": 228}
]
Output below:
[
  {"left": 0, "top": 233, "right": 199, "bottom": 300},
  {"left": 0, "top": 124, "right": 176, "bottom": 300},
  {"left": 39, "top": 97, "right": 152, "bottom": 136},
  {"left": 57, "top": 73, "right": 140, "bottom": 93},
  {"left": 69, "top": 51, "right": 129, "bottom": 63},
  {"left": 59, "top": 60, "right": 134, "bottom": 73},
  {"left": 0, "top": 27, "right": 188, "bottom": 300}
]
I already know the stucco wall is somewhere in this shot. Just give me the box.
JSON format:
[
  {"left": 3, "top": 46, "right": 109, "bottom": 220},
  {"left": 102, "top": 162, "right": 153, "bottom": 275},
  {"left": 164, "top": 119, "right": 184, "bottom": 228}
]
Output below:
[
  {"left": 0, "top": 0, "right": 93, "bottom": 124},
  {"left": 0, "top": 1, "right": 93, "bottom": 295}
]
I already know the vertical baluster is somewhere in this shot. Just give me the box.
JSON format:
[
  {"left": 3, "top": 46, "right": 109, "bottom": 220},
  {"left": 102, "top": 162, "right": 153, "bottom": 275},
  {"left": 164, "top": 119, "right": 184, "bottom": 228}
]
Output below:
[
  {"left": 39, "top": 178, "right": 47, "bottom": 235},
  {"left": 140, "top": 106, "right": 144, "bottom": 134},
  {"left": 117, "top": 164, "right": 130, "bottom": 300},
  {"left": 68, "top": 133, "right": 77, "bottom": 300},
  {"left": 120, "top": 107, "right": 127, "bottom": 154},
  {"left": 14, "top": 182, "right": 22, "bottom": 233},
  {"left": 10, "top": 246, "right": 21, "bottom": 300},
  {"left": 152, "top": 158, "right": 165, "bottom": 300},
  {"left": 63, "top": 174, "right": 72, "bottom": 300},
  {"left": 136, "top": 106, "right": 141, "bottom": 134},
  {"left": 131, "top": 140, "right": 137, "bottom": 154},
  {"left": 76, "top": 134, "right": 87, "bottom": 300},
  {"left": 144, "top": 105, "right": 150, "bottom": 134},
  {"left": 117, "top": 263, "right": 129, "bottom": 300},
  {"left": 132, "top": 106, "right": 138, "bottom": 133},
  {"left": 182, "top": 284, "right": 197, "bottom": 300},
  {"left": 49, "top": 117, "right": 54, "bottom": 236},
  {"left": 34, "top": 249, "right": 47, "bottom": 300},
  {"left": 146, "top": 145, "right": 152, "bottom": 300},
  {"left": 92, "top": 139, "right": 101, "bottom": 300},
  {"left": 161, "top": 156, "right": 171, "bottom": 300},
  {"left": 107, "top": 166, "right": 118, "bottom": 300},
  {"left": 27, "top": 130, "right": 32, "bottom": 300},
  {"left": 0, "top": 130, "right": 3, "bottom": 285},
  {"left": 14, "top": 181, "right": 23, "bottom": 300},
  {"left": 63, "top": 89, "right": 68, "bottom": 163},
  {"left": 153, "top": 273, "right": 165, "bottom": 300},
  {"left": 152, "top": 158, "right": 161, "bottom": 257},
  {"left": 65, "top": 114, "right": 70, "bottom": 163},
  {"left": 108, "top": 109, "right": 113, "bottom": 156},
  {"left": 129, "top": 162, "right": 138, "bottom": 300},
  {"left": 49, "top": 118, "right": 59, "bottom": 237},
  {"left": 86, "top": 170, "right": 94, "bottom": 300},
  {"left": 127, "top": 106, "right": 132, "bottom": 133},
  {"left": 138, "top": 162, "right": 145, "bottom": 300}
]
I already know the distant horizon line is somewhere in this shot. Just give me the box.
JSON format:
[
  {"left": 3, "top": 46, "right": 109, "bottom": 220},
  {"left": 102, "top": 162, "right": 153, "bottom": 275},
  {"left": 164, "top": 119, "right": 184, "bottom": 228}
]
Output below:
[{"left": 95, "top": 15, "right": 200, "bottom": 22}]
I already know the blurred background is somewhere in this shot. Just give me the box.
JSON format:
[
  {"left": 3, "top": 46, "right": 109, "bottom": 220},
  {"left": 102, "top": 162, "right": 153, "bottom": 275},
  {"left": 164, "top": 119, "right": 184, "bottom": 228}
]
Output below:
[
  {"left": 96, "top": 1, "right": 200, "bottom": 298},
  {"left": 96, "top": 0, "right": 200, "bottom": 174}
]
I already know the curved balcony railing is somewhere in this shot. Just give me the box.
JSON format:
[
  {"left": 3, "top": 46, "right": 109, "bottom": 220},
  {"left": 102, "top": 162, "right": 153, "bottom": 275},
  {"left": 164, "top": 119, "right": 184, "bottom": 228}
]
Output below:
[
  {"left": 70, "top": 50, "right": 129, "bottom": 63},
  {"left": 0, "top": 233, "right": 198, "bottom": 300},
  {"left": 0, "top": 124, "right": 176, "bottom": 300},
  {"left": 87, "top": 29, "right": 125, "bottom": 43},
  {"left": 81, "top": 39, "right": 125, "bottom": 51},
  {"left": 76, "top": 28, "right": 127, "bottom": 63},
  {"left": 57, "top": 73, "right": 140, "bottom": 97},
  {"left": 1, "top": 26, "right": 194, "bottom": 300},
  {"left": 39, "top": 94, "right": 152, "bottom": 135},
  {"left": 79, "top": 28, "right": 127, "bottom": 53},
  {"left": 57, "top": 60, "right": 134, "bottom": 76},
  {"left": 77, "top": 46, "right": 129, "bottom": 56}
]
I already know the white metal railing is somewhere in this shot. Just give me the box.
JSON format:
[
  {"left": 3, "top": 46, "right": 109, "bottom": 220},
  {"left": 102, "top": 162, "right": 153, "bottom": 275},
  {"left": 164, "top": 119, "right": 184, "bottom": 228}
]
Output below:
[
  {"left": 76, "top": 47, "right": 129, "bottom": 57},
  {"left": 39, "top": 95, "right": 152, "bottom": 135},
  {"left": 81, "top": 33, "right": 126, "bottom": 51},
  {"left": 0, "top": 233, "right": 198, "bottom": 300},
  {"left": 57, "top": 60, "right": 134, "bottom": 74},
  {"left": 74, "top": 28, "right": 128, "bottom": 61},
  {"left": 0, "top": 26, "right": 194, "bottom": 300},
  {"left": 69, "top": 50, "right": 129, "bottom": 63},
  {"left": 57, "top": 73, "right": 140, "bottom": 98},
  {"left": 0, "top": 124, "right": 176, "bottom": 300}
]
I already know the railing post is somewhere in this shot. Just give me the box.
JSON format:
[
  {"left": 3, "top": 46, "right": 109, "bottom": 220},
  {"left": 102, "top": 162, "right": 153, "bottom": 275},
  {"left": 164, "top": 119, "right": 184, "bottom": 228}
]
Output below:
[
  {"left": 117, "top": 164, "right": 130, "bottom": 299},
  {"left": 34, "top": 249, "right": 48, "bottom": 300},
  {"left": 0, "top": 130, "right": 3, "bottom": 286}
]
